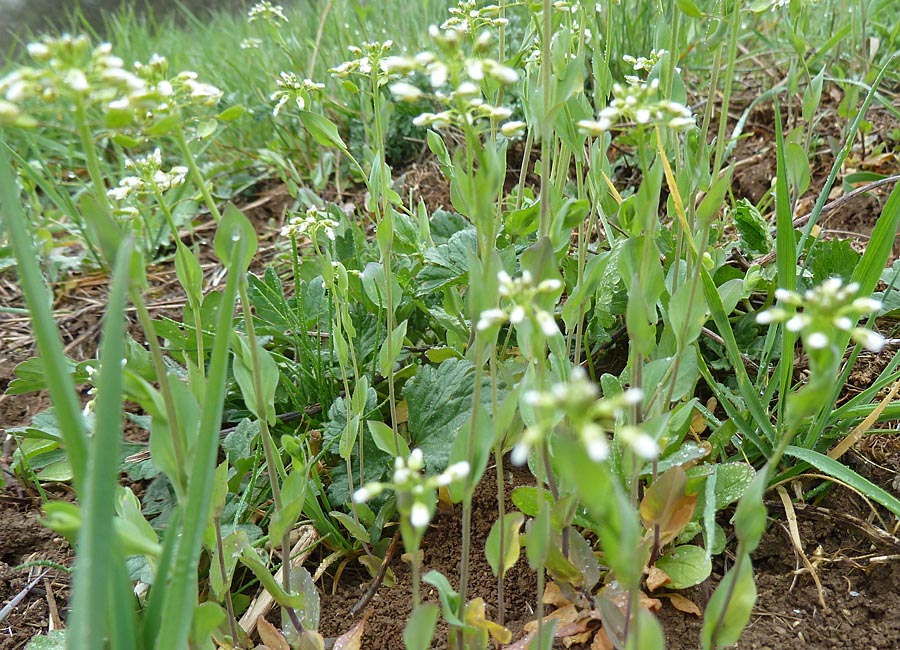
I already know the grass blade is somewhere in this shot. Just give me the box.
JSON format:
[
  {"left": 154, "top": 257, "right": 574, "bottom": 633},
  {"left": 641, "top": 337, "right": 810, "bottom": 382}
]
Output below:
[
  {"left": 68, "top": 239, "right": 132, "bottom": 650},
  {"left": 0, "top": 136, "right": 89, "bottom": 489},
  {"left": 155, "top": 238, "right": 242, "bottom": 649},
  {"left": 784, "top": 446, "right": 900, "bottom": 517}
]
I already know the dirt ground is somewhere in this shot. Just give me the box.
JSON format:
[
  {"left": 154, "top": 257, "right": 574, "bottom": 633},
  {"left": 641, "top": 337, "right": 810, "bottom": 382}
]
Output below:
[{"left": 2, "top": 91, "right": 900, "bottom": 649}]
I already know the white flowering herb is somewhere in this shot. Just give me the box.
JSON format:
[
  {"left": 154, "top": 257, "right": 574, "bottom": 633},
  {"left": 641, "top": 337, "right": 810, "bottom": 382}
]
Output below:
[{"left": 756, "top": 278, "right": 885, "bottom": 353}]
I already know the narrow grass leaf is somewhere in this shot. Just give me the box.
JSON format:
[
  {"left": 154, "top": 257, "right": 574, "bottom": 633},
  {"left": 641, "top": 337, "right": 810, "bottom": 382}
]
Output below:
[
  {"left": 0, "top": 141, "right": 89, "bottom": 488},
  {"left": 784, "top": 446, "right": 900, "bottom": 517},
  {"left": 69, "top": 240, "right": 132, "bottom": 650}
]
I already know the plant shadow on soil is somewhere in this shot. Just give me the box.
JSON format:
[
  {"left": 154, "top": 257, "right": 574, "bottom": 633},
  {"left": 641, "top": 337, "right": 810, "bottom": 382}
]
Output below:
[{"left": 2, "top": 96, "right": 900, "bottom": 648}]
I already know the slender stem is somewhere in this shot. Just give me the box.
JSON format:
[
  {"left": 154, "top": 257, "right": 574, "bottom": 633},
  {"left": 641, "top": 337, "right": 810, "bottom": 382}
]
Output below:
[
  {"left": 456, "top": 336, "right": 486, "bottom": 648},
  {"left": 130, "top": 287, "right": 187, "bottom": 492},
  {"left": 539, "top": 0, "right": 553, "bottom": 238},
  {"left": 174, "top": 123, "right": 222, "bottom": 222},
  {"left": 214, "top": 517, "right": 240, "bottom": 645},
  {"left": 238, "top": 277, "right": 291, "bottom": 599},
  {"left": 711, "top": 0, "right": 742, "bottom": 178}
]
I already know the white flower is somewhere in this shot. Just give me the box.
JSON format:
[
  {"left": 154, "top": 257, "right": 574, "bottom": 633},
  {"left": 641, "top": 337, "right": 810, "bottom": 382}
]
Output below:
[
  {"left": 535, "top": 310, "right": 559, "bottom": 337},
  {"left": 586, "top": 436, "right": 609, "bottom": 462},
  {"left": 476, "top": 308, "right": 507, "bottom": 331},
  {"left": 509, "top": 305, "right": 525, "bottom": 324},
  {"left": 806, "top": 332, "right": 828, "bottom": 349},
  {"left": 851, "top": 328, "right": 885, "bottom": 352},
  {"left": 407, "top": 448, "right": 424, "bottom": 472},
  {"left": 390, "top": 81, "right": 423, "bottom": 102},
  {"left": 631, "top": 432, "right": 659, "bottom": 459},
  {"left": 410, "top": 502, "right": 431, "bottom": 529},
  {"left": 500, "top": 120, "right": 526, "bottom": 137}
]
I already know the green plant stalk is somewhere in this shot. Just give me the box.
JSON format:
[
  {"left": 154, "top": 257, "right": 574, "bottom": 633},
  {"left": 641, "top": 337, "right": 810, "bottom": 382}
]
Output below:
[
  {"left": 214, "top": 516, "right": 241, "bottom": 645},
  {"left": 238, "top": 276, "right": 293, "bottom": 598},
  {"left": 73, "top": 98, "right": 112, "bottom": 216},
  {"left": 489, "top": 350, "right": 507, "bottom": 627},
  {"left": 0, "top": 138, "right": 88, "bottom": 490},
  {"left": 68, "top": 238, "right": 132, "bottom": 650},
  {"left": 155, "top": 235, "right": 241, "bottom": 649},
  {"left": 711, "top": 0, "right": 742, "bottom": 179},
  {"left": 130, "top": 288, "right": 188, "bottom": 492},
  {"left": 455, "top": 335, "right": 486, "bottom": 648},
  {"left": 174, "top": 123, "right": 223, "bottom": 222},
  {"left": 539, "top": 0, "right": 553, "bottom": 238}
]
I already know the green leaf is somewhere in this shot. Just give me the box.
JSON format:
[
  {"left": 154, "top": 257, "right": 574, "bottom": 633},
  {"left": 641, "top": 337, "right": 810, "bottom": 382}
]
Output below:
[
  {"left": 732, "top": 471, "right": 768, "bottom": 552},
  {"left": 368, "top": 421, "right": 410, "bottom": 458},
  {"left": 784, "top": 446, "right": 900, "bottom": 517},
  {"left": 701, "top": 553, "right": 756, "bottom": 649},
  {"left": 329, "top": 511, "right": 371, "bottom": 544},
  {"left": 214, "top": 204, "right": 257, "bottom": 272},
  {"left": 217, "top": 104, "right": 246, "bottom": 122},
  {"left": 232, "top": 335, "right": 279, "bottom": 425},
  {"left": 144, "top": 114, "right": 181, "bottom": 136},
  {"left": 802, "top": 68, "right": 825, "bottom": 124},
  {"left": 733, "top": 199, "right": 772, "bottom": 254},
  {"left": 270, "top": 470, "right": 307, "bottom": 541},
  {"left": 300, "top": 110, "right": 348, "bottom": 150},
  {"left": 416, "top": 228, "right": 476, "bottom": 295},
  {"left": 404, "top": 603, "right": 440, "bottom": 650},
  {"left": 655, "top": 545, "right": 711, "bottom": 589},
  {"left": 668, "top": 280, "right": 707, "bottom": 348},
  {"left": 25, "top": 630, "right": 67, "bottom": 650},
  {"left": 526, "top": 506, "right": 552, "bottom": 569},
  {"left": 485, "top": 512, "right": 524, "bottom": 578},
  {"left": 422, "top": 571, "right": 471, "bottom": 629},
  {"left": 403, "top": 359, "right": 491, "bottom": 472},
  {"left": 675, "top": 0, "right": 704, "bottom": 17},
  {"left": 626, "top": 608, "right": 665, "bottom": 650},
  {"left": 378, "top": 319, "right": 408, "bottom": 377}
]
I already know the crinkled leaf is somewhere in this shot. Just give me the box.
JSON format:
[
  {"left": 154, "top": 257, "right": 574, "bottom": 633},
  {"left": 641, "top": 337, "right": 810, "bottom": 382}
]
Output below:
[{"left": 403, "top": 358, "right": 491, "bottom": 472}]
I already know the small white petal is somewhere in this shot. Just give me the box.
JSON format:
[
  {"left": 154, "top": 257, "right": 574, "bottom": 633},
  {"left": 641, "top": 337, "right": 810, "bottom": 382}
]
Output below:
[
  {"left": 510, "top": 442, "right": 530, "bottom": 466},
  {"left": 756, "top": 310, "right": 777, "bottom": 325},
  {"left": 853, "top": 328, "right": 885, "bottom": 352},
  {"left": 410, "top": 502, "right": 431, "bottom": 529},
  {"left": 806, "top": 332, "right": 828, "bottom": 349},
  {"left": 631, "top": 433, "right": 658, "bottom": 459},
  {"left": 785, "top": 315, "right": 806, "bottom": 332},
  {"left": 586, "top": 437, "right": 609, "bottom": 462}
]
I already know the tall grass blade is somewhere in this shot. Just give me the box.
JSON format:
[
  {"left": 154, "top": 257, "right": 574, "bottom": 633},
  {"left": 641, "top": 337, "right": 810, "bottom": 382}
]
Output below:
[
  {"left": 773, "top": 100, "right": 798, "bottom": 426},
  {"left": 0, "top": 136, "right": 89, "bottom": 488},
  {"left": 68, "top": 239, "right": 132, "bottom": 650},
  {"left": 783, "top": 446, "right": 900, "bottom": 517},
  {"left": 155, "top": 239, "right": 242, "bottom": 649}
]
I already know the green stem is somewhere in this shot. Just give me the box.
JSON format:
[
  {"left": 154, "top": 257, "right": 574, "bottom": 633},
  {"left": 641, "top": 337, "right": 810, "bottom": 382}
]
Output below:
[
  {"left": 174, "top": 123, "right": 222, "bottom": 222},
  {"left": 539, "top": 0, "right": 553, "bottom": 238},
  {"left": 238, "top": 277, "right": 291, "bottom": 598}
]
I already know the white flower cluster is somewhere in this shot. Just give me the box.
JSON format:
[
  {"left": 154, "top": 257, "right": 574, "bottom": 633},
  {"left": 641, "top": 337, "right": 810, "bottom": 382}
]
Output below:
[
  {"left": 385, "top": 26, "right": 520, "bottom": 134},
  {"left": 107, "top": 148, "right": 188, "bottom": 203},
  {"left": 353, "top": 448, "right": 469, "bottom": 531},
  {"left": 441, "top": 1, "right": 509, "bottom": 33},
  {"left": 330, "top": 40, "right": 395, "bottom": 79},
  {"left": 280, "top": 205, "right": 340, "bottom": 242},
  {"left": 0, "top": 35, "right": 145, "bottom": 117},
  {"left": 512, "top": 368, "right": 655, "bottom": 466},
  {"left": 622, "top": 48, "right": 670, "bottom": 85},
  {"left": 247, "top": 1, "right": 289, "bottom": 24},
  {"left": 756, "top": 278, "right": 885, "bottom": 352},
  {"left": 271, "top": 72, "right": 324, "bottom": 116},
  {"left": 132, "top": 55, "right": 223, "bottom": 111},
  {"left": 578, "top": 78, "right": 694, "bottom": 135},
  {"left": 477, "top": 270, "right": 562, "bottom": 337}
]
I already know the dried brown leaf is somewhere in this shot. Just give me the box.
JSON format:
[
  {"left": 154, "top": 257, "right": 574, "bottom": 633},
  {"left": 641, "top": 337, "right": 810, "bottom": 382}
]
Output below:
[
  {"left": 668, "top": 592, "right": 702, "bottom": 617},
  {"left": 256, "top": 617, "right": 289, "bottom": 650}
]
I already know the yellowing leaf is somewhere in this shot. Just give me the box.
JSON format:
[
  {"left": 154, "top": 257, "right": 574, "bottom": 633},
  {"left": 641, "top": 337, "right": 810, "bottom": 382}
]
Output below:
[{"left": 256, "top": 617, "right": 289, "bottom": 650}]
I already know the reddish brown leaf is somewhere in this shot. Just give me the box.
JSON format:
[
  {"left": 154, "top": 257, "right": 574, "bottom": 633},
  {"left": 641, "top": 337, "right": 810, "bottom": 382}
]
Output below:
[
  {"left": 333, "top": 610, "right": 371, "bottom": 650},
  {"left": 256, "top": 616, "right": 289, "bottom": 650},
  {"left": 646, "top": 565, "right": 672, "bottom": 592},
  {"left": 668, "top": 592, "right": 702, "bottom": 617}
]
